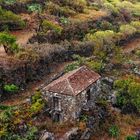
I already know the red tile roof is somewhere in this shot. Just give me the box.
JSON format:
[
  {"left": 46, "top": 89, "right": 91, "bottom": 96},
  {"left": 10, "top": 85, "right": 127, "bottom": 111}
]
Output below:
[{"left": 44, "top": 66, "right": 101, "bottom": 96}]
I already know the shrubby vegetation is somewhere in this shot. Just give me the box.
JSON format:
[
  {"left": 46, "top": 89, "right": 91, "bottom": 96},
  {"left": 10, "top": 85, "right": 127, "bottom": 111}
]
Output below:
[
  {"left": 0, "top": 91, "right": 45, "bottom": 139},
  {"left": 0, "top": 0, "right": 16, "bottom": 5},
  {"left": 102, "top": 0, "right": 140, "bottom": 17},
  {"left": 114, "top": 78, "right": 140, "bottom": 112},
  {"left": 46, "top": 2, "right": 76, "bottom": 17},
  {"left": 0, "top": 7, "right": 26, "bottom": 30},
  {"left": 27, "top": 3, "right": 42, "bottom": 13},
  {"left": 0, "top": 0, "right": 140, "bottom": 139},
  {"left": 108, "top": 125, "right": 120, "bottom": 138},
  {"left": 4, "top": 84, "right": 19, "bottom": 93},
  {"left": 41, "top": 20, "right": 63, "bottom": 34},
  {"left": 0, "top": 32, "right": 20, "bottom": 54},
  {"left": 84, "top": 30, "right": 124, "bottom": 62}
]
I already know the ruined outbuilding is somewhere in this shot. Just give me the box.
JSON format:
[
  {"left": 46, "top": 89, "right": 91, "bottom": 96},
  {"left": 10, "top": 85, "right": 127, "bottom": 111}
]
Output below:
[{"left": 42, "top": 66, "right": 101, "bottom": 122}]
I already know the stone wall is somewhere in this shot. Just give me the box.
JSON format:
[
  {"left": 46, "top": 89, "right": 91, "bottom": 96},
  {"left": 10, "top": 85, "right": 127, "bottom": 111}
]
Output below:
[
  {"left": 75, "top": 80, "right": 101, "bottom": 118},
  {"left": 42, "top": 90, "right": 76, "bottom": 122}
]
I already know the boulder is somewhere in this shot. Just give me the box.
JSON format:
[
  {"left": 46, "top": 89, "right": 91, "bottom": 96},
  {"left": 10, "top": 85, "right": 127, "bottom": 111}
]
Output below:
[
  {"left": 80, "top": 128, "right": 91, "bottom": 140},
  {"left": 63, "top": 127, "right": 81, "bottom": 140},
  {"left": 39, "top": 131, "right": 55, "bottom": 140}
]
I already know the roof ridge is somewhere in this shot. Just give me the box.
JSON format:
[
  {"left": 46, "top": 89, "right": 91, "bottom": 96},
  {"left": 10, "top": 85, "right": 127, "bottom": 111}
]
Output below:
[{"left": 66, "top": 78, "right": 75, "bottom": 96}]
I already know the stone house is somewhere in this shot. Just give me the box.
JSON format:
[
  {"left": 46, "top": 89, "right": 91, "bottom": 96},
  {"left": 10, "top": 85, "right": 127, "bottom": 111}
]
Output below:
[{"left": 41, "top": 66, "right": 101, "bottom": 122}]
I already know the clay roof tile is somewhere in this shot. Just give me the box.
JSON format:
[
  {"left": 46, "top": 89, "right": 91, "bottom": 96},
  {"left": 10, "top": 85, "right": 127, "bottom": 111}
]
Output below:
[{"left": 44, "top": 66, "right": 101, "bottom": 96}]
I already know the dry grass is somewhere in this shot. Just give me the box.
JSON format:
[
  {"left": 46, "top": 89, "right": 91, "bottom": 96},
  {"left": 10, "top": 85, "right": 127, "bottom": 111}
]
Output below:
[
  {"left": 69, "top": 9, "right": 107, "bottom": 23},
  {"left": 89, "top": 104, "right": 140, "bottom": 140}
]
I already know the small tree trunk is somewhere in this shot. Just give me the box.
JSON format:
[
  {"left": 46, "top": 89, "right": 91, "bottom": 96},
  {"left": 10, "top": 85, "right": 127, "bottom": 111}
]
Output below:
[
  {"left": 3, "top": 45, "right": 8, "bottom": 54},
  {"left": 3, "top": 45, "right": 12, "bottom": 55}
]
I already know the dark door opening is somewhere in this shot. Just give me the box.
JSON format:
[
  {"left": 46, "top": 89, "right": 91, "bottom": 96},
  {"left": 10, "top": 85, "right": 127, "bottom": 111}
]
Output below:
[
  {"left": 87, "top": 89, "right": 91, "bottom": 101},
  {"left": 53, "top": 96, "right": 61, "bottom": 110},
  {"left": 54, "top": 113, "right": 61, "bottom": 122}
]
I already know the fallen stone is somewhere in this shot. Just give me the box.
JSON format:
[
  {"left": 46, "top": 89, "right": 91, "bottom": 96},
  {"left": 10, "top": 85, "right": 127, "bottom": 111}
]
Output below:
[{"left": 39, "top": 131, "right": 55, "bottom": 140}]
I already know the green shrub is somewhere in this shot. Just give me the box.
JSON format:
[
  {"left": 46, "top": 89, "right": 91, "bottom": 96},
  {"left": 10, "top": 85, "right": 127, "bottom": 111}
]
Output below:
[
  {"left": 64, "top": 62, "right": 79, "bottom": 73},
  {"left": 31, "top": 91, "right": 42, "bottom": 104},
  {"left": 103, "top": 2, "right": 119, "bottom": 15},
  {"left": 0, "top": 7, "right": 26, "bottom": 29},
  {"left": 131, "top": 21, "right": 140, "bottom": 33},
  {"left": 84, "top": 30, "right": 119, "bottom": 61},
  {"left": 0, "top": 105, "right": 11, "bottom": 110},
  {"left": 0, "top": 32, "right": 20, "bottom": 54},
  {"left": 30, "top": 99, "right": 44, "bottom": 113},
  {"left": 119, "top": 24, "right": 136, "bottom": 37},
  {"left": 86, "top": 60, "right": 105, "bottom": 72},
  {"left": 30, "top": 91, "right": 45, "bottom": 114},
  {"left": 27, "top": 3, "right": 42, "bottom": 13},
  {"left": 135, "top": 50, "right": 140, "bottom": 57},
  {"left": 114, "top": 78, "right": 140, "bottom": 111},
  {"left": 125, "top": 135, "right": 138, "bottom": 140},
  {"left": 42, "top": 20, "right": 63, "bottom": 34},
  {"left": 109, "top": 125, "right": 120, "bottom": 138},
  {"left": 4, "top": 84, "right": 19, "bottom": 93},
  {"left": 60, "top": 17, "right": 70, "bottom": 25},
  {"left": 0, "top": 0, "right": 16, "bottom": 5}
]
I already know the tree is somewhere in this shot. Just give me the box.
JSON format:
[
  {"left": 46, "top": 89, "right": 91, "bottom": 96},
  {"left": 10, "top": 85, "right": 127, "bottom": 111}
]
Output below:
[{"left": 0, "top": 32, "right": 19, "bottom": 54}]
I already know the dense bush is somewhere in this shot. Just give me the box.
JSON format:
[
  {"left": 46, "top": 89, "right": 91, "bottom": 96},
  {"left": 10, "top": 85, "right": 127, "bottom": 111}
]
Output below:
[
  {"left": 16, "top": 48, "right": 39, "bottom": 63},
  {"left": 46, "top": 2, "right": 76, "bottom": 17},
  {"left": 0, "top": 7, "right": 26, "bottom": 29},
  {"left": 4, "top": 84, "right": 19, "bottom": 93},
  {"left": 64, "top": 62, "right": 80, "bottom": 72},
  {"left": 125, "top": 135, "right": 138, "bottom": 140},
  {"left": 50, "top": 0, "right": 87, "bottom": 13},
  {"left": 131, "top": 21, "right": 140, "bottom": 33},
  {"left": 114, "top": 78, "right": 140, "bottom": 112},
  {"left": 84, "top": 30, "right": 122, "bottom": 60},
  {"left": 119, "top": 24, "right": 136, "bottom": 38},
  {"left": 108, "top": 125, "right": 120, "bottom": 138},
  {"left": 41, "top": 20, "right": 63, "bottom": 34},
  {"left": 27, "top": 3, "right": 42, "bottom": 13},
  {"left": 103, "top": 0, "right": 140, "bottom": 18},
  {"left": 30, "top": 91, "right": 45, "bottom": 114},
  {"left": 86, "top": 60, "right": 105, "bottom": 72},
  {"left": 0, "top": 0, "right": 16, "bottom": 5}
]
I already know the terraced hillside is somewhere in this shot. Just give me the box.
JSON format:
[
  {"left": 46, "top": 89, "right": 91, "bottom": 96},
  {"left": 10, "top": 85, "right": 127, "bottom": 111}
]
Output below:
[{"left": 0, "top": 0, "right": 140, "bottom": 139}]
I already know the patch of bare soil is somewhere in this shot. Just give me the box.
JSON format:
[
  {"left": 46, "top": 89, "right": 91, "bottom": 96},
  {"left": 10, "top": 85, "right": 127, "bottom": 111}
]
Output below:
[
  {"left": 123, "top": 38, "right": 140, "bottom": 53},
  {"left": 10, "top": 13, "right": 38, "bottom": 46},
  {"left": 11, "top": 30, "right": 35, "bottom": 46},
  {"left": 0, "top": 47, "right": 7, "bottom": 57}
]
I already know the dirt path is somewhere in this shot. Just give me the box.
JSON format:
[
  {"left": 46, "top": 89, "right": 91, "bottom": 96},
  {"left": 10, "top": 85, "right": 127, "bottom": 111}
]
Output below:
[
  {"left": 123, "top": 37, "right": 140, "bottom": 53},
  {"left": 0, "top": 47, "right": 7, "bottom": 57},
  {"left": 1, "top": 62, "right": 71, "bottom": 106},
  {"left": 11, "top": 30, "right": 35, "bottom": 46},
  {"left": 11, "top": 13, "right": 38, "bottom": 46}
]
